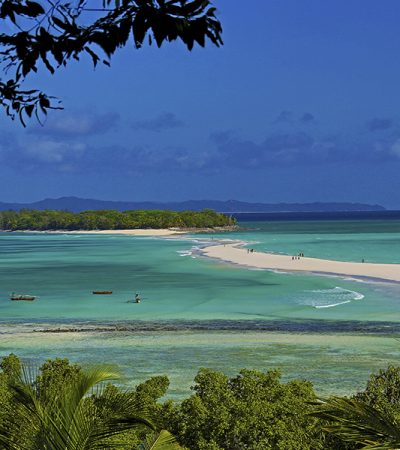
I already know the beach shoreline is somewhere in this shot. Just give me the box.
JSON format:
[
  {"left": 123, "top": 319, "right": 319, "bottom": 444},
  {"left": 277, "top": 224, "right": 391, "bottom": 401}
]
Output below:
[
  {"left": 201, "top": 242, "right": 400, "bottom": 283},
  {"left": 2, "top": 226, "right": 237, "bottom": 237},
  {"left": 47, "top": 229, "right": 185, "bottom": 236}
]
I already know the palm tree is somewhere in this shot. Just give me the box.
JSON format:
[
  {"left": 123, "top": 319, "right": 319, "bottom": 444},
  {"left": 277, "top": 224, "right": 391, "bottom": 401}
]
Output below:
[
  {"left": 139, "top": 430, "right": 183, "bottom": 450},
  {"left": 0, "top": 365, "right": 182, "bottom": 450},
  {"left": 312, "top": 396, "right": 400, "bottom": 449}
]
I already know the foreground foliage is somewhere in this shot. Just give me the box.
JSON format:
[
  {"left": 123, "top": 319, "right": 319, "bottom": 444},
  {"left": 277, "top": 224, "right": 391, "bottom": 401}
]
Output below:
[
  {"left": 166, "top": 368, "right": 323, "bottom": 450},
  {"left": 313, "top": 397, "right": 400, "bottom": 450},
  {"left": 312, "top": 366, "right": 400, "bottom": 449},
  {"left": 0, "top": 208, "right": 236, "bottom": 230},
  {"left": 3, "top": 355, "right": 400, "bottom": 449},
  {"left": 0, "top": 0, "right": 222, "bottom": 124},
  {"left": 0, "top": 356, "right": 181, "bottom": 450}
]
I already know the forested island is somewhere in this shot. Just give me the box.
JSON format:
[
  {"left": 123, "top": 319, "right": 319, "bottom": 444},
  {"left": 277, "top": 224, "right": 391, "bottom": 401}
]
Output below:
[{"left": 0, "top": 209, "right": 236, "bottom": 231}]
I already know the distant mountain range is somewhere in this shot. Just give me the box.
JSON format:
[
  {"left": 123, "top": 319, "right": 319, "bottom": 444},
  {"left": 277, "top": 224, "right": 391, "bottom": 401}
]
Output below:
[{"left": 0, "top": 197, "right": 386, "bottom": 213}]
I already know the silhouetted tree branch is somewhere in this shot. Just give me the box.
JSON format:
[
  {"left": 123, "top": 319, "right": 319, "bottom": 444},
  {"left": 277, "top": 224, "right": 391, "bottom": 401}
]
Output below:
[{"left": 0, "top": 0, "right": 222, "bottom": 125}]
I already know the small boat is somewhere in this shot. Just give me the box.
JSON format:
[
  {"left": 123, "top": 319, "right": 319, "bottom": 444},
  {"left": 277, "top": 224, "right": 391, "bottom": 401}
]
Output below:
[
  {"left": 10, "top": 293, "right": 37, "bottom": 301},
  {"left": 92, "top": 291, "right": 113, "bottom": 295}
]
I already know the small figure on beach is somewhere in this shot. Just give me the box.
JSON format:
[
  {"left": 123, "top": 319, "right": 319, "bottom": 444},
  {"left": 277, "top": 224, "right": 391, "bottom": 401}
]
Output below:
[
  {"left": 134, "top": 293, "right": 141, "bottom": 303},
  {"left": 362, "top": 258, "right": 365, "bottom": 263}
]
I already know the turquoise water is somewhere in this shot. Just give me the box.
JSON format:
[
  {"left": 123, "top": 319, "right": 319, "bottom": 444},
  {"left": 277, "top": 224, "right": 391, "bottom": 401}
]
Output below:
[
  {"left": 1, "top": 227, "right": 399, "bottom": 323},
  {"left": 1, "top": 219, "right": 400, "bottom": 396},
  {"left": 202, "top": 219, "right": 400, "bottom": 264}
]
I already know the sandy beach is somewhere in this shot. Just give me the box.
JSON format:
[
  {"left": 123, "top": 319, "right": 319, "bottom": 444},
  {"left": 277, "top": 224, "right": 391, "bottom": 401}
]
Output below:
[
  {"left": 20, "top": 229, "right": 187, "bottom": 236},
  {"left": 67, "top": 229, "right": 188, "bottom": 236},
  {"left": 202, "top": 243, "right": 400, "bottom": 283},
  {"left": 15, "top": 226, "right": 236, "bottom": 236}
]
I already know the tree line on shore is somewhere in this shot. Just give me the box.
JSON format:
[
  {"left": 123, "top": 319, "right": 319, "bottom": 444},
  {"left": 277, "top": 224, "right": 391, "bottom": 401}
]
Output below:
[
  {"left": 0, "top": 209, "right": 236, "bottom": 231},
  {"left": 1, "top": 354, "right": 399, "bottom": 449}
]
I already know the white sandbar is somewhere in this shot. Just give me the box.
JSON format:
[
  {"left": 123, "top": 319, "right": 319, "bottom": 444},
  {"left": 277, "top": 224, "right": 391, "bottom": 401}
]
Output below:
[
  {"left": 202, "top": 243, "right": 400, "bottom": 283},
  {"left": 19, "top": 229, "right": 187, "bottom": 236},
  {"left": 65, "top": 229, "right": 187, "bottom": 236}
]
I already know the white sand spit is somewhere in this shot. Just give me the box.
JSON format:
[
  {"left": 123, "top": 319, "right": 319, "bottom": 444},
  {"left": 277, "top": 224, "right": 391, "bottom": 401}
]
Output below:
[
  {"left": 71, "top": 229, "right": 187, "bottom": 236},
  {"left": 202, "top": 243, "right": 400, "bottom": 283},
  {"left": 20, "top": 229, "right": 187, "bottom": 236}
]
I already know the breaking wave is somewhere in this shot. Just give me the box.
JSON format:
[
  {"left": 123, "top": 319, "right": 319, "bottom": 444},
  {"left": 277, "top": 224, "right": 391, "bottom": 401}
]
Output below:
[{"left": 298, "top": 286, "right": 364, "bottom": 309}]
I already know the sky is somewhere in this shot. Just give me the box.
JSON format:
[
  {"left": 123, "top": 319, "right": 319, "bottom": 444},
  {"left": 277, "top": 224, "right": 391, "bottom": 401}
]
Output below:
[{"left": 1, "top": 0, "right": 400, "bottom": 208}]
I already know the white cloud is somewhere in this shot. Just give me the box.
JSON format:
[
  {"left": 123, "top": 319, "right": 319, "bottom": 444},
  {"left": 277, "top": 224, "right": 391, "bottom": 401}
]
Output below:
[
  {"left": 28, "top": 112, "right": 120, "bottom": 138},
  {"left": 26, "top": 140, "right": 87, "bottom": 163},
  {"left": 390, "top": 139, "right": 400, "bottom": 158}
]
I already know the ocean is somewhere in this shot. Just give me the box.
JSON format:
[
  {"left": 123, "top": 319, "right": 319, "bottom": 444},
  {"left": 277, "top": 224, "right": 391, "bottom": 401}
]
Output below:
[{"left": 1, "top": 212, "right": 400, "bottom": 398}]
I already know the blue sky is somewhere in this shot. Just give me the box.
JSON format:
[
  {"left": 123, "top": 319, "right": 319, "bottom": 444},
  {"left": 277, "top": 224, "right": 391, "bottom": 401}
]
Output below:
[{"left": 2, "top": 0, "right": 400, "bottom": 207}]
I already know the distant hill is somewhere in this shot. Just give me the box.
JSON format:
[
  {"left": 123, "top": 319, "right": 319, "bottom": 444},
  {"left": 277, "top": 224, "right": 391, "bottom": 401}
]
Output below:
[{"left": 0, "top": 197, "right": 386, "bottom": 213}]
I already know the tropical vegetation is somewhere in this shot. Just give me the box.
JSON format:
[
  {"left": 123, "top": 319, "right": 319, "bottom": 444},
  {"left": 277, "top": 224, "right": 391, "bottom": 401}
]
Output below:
[
  {"left": 2, "top": 355, "right": 400, "bottom": 449},
  {"left": 312, "top": 366, "right": 400, "bottom": 449},
  {"left": 0, "top": 209, "right": 236, "bottom": 230},
  {"left": 0, "top": 355, "right": 182, "bottom": 449}
]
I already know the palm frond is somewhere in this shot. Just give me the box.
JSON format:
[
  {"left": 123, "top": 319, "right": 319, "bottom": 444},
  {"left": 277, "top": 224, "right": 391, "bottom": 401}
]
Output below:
[
  {"left": 139, "top": 430, "right": 184, "bottom": 450},
  {"left": 0, "top": 365, "right": 157, "bottom": 450},
  {"left": 311, "top": 397, "right": 400, "bottom": 449}
]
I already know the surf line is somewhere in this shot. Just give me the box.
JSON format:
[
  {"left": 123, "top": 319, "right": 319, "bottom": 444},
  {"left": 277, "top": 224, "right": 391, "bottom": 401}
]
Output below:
[
  {"left": 301, "top": 287, "right": 365, "bottom": 309},
  {"left": 200, "top": 242, "right": 400, "bottom": 284}
]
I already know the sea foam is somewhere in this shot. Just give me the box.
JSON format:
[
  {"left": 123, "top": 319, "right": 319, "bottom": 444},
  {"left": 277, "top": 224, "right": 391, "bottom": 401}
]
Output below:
[{"left": 298, "top": 286, "right": 364, "bottom": 309}]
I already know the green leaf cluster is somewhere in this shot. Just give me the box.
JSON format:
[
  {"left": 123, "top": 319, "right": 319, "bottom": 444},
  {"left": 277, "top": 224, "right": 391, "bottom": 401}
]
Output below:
[{"left": 167, "top": 368, "right": 322, "bottom": 450}]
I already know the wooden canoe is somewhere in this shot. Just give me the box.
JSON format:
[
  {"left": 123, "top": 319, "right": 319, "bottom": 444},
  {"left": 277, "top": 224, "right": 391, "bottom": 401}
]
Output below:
[{"left": 10, "top": 294, "right": 36, "bottom": 301}]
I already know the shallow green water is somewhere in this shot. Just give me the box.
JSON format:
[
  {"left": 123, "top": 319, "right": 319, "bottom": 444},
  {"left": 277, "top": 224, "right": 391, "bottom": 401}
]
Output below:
[
  {"left": 1, "top": 330, "right": 400, "bottom": 398},
  {"left": 1, "top": 219, "right": 400, "bottom": 397}
]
